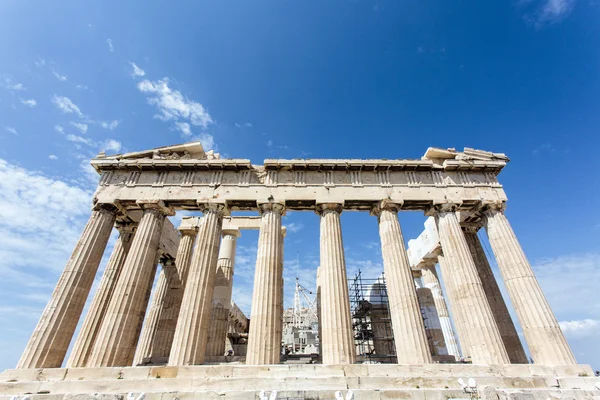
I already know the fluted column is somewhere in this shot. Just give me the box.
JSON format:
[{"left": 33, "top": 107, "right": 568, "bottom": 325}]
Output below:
[
  {"left": 133, "top": 257, "right": 172, "bottom": 365},
  {"left": 373, "top": 201, "right": 432, "bottom": 363},
  {"left": 150, "top": 227, "right": 197, "bottom": 361},
  {"left": 463, "top": 227, "right": 528, "bottom": 364},
  {"left": 168, "top": 203, "right": 225, "bottom": 366},
  {"left": 206, "top": 229, "right": 241, "bottom": 357},
  {"left": 246, "top": 203, "right": 284, "bottom": 365},
  {"left": 316, "top": 203, "right": 355, "bottom": 365},
  {"left": 421, "top": 265, "right": 460, "bottom": 359},
  {"left": 433, "top": 204, "right": 510, "bottom": 365},
  {"left": 415, "top": 285, "right": 448, "bottom": 357},
  {"left": 88, "top": 200, "right": 172, "bottom": 367},
  {"left": 483, "top": 204, "right": 576, "bottom": 365},
  {"left": 66, "top": 222, "right": 136, "bottom": 368},
  {"left": 18, "top": 204, "right": 116, "bottom": 369},
  {"left": 437, "top": 254, "right": 471, "bottom": 358},
  {"left": 316, "top": 266, "right": 322, "bottom": 359}
]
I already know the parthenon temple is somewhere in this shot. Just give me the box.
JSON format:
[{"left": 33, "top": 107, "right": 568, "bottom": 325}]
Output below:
[{"left": 1, "top": 142, "right": 597, "bottom": 399}]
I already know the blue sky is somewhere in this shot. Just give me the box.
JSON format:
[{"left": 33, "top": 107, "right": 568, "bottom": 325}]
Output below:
[{"left": 0, "top": 0, "right": 599, "bottom": 370}]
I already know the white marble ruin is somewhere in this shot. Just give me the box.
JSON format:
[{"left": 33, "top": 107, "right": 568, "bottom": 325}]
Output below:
[{"left": 1, "top": 142, "right": 596, "bottom": 399}]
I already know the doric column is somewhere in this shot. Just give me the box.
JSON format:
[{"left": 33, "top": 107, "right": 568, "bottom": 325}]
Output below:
[
  {"left": 316, "top": 203, "right": 355, "bottom": 365},
  {"left": 246, "top": 203, "right": 284, "bottom": 365},
  {"left": 415, "top": 284, "right": 448, "bottom": 357},
  {"left": 373, "top": 201, "right": 432, "bottom": 364},
  {"left": 168, "top": 203, "right": 225, "bottom": 366},
  {"left": 483, "top": 204, "right": 576, "bottom": 365},
  {"left": 133, "top": 257, "right": 172, "bottom": 365},
  {"left": 316, "top": 266, "right": 322, "bottom": 359},
  {"left": 433, "top": 204, "right": 510, "bottom": 365},
  {"left": 421, "top": 265, "right": 460, "bottom": 359},
  {"left": 17, "top": 204, "right": 117, "bottom": 369},
  {"left": 369, "top": 306, "right": 396, "bottom": 357},
  {"left": 206, "top": 229, "right": 241, "bottom": 357},
  {"left": 437, "top": 253, "right": 471, "bottom": 358},
  {"left": 150, "top": 226, "right": 197, "bottom": 361},
  {"left": 463, "top": 226, "right": 528, "bottom": 364},
  {"left": 66, "top": 222, "right": 136, "bottom": 368},
  {"left": 88, "top": 200, "right": 173, "bottom": 367}
]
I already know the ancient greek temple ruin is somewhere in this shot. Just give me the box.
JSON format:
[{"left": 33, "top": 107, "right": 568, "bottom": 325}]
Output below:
[{"left": 1, "top": 142, "right": 598, "bottom": 399}]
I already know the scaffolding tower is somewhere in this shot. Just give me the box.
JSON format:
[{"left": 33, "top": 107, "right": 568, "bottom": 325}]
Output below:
[{"left": 348, "top": 270, "right": 397, "bottom": 363}]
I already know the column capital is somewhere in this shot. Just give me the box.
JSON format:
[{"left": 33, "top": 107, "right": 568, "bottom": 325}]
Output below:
[
  {"left": 315, "top": 202, "right": 344, "bottom": 215},
  {"left": 370, "top": 199, "right": 403, "bottom": 216},
  {"left": 480, "top": 200, "right": 507, "bottom": 215},
  {"left": 115, "top": 220, "right": 137, "bottom": 234},
  {"left": 93, "top": 202, "right": 119, "bottom": 215},
  {"left": 136, "top": 200, "right": 176, "bottom": 216},
  {"left": 222, "top": 228, "right": 242, "bottom": 238},
  {"left": 461, "top": 224, "right": 481, "bottom": 234},
  {"left": 197, "top": 201, "right": 229, "bottom": 216},
  {"left": 179, "top": 226, "right": 199, "bottom": 237},
  {"left": 257, "top": 201, "right": 285, "bottom": 215},
  {"left": 426, "top": 201, "right": 460, "bottom": 215}
]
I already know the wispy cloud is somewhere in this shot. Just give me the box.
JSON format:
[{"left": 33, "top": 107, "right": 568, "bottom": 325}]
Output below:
[
  {"left": 1, "top": 76, "right": 26, "bottom": 91},
  {"left": 137, "top": 77, "right": 215, "bottom": 149},
  {"left": 52, "top": 71, "right": 67, "bottom": 82},
  {"left": 4, "top": 127, "right": 18, "bottom": 135},
  {"left": 66, "top": 134, "right": 93, "bottom": 146},
  {"left": 532, "top": 142, "right": 555, "bottom": 155},
  {"left": 34, "top": 58, "right": 45, "bottom": 67},
  {"left": 559, "top": 319, "right": 600, "bottom": 338},
  {"left": 137, "top": 78, "right": 213, "bottom": 127},
  {"left": 20, "top": 99, "right": 37, "bottom": 107},
  {"left": 69, "top": 122, "right": 88, "bottom": 134},
  {"left": 235, "top": 122, "right": 253, "bottom": 128},
  {"left": 100, "top": 120, "right": 119, "bottom": 130},
  {"left": 130, "top": 62, "right": 145, "bottom": 77},
  {"left": 102, "top": 139, "right": 122, "bottom": 152},
  {"left": 518, "top": 0, "right": 576, "bottom": 27},
  {"left": 54, "top": 125, "right": 64, "bottom": 134},
  {"left": 107, "top": 38, "right": 114, "bottom": 52},
  {"left": 76, "top": 84, "right": 88, "bottom": 90},
  {"left": 285, "top": 222, "right": 304, "bottom": 233},
  {"left": 51, "top": 95, "right": 82, "bottom": 116},
  {"left": 48, "top": 155, "right": 58, "bottom": 160}
]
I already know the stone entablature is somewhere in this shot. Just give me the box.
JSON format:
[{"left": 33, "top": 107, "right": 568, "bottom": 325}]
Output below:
[{"left": 90, "top": 145, "right": 508, "bottom": 211}]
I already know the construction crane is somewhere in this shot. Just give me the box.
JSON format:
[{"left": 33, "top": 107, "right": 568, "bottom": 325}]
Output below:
[{"left": 292, "top": 277, "right": 318, "bottom": 329}]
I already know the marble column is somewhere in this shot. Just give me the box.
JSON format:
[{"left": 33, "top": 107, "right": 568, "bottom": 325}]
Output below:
[
  {"left": 316, "top": 266, "right": 322, "bottom": 359},
  {"left": 433, "top": 204, "right": 510, "bottom": 365},
  {"left": 17, "top": 204, "right": 116, "bottom": 369},
  {"left": 168, "top": 203, "right": 225, "bottom": 366},
  {"left": 246, "top": 203, "right": 284, "bottom": 365},
  {"left": 133, "top": 257, "right": 172, "bottom": 365},
  {"left": 415, "top": 285, "right": 448, "bottom": 357},
  {"left": 421, "top": 265, "right": 460, "bottom": 359},
  {"left": 88, "top": 201, "right": 172, "bottom": 367},
  {"left": 206, "top": 229, "right": 241, "bottom": 357},
  {"left": 150, "top": 226, "right": 197, "bottom": 361},
  {"left": 483, "top": 204, "right": 576, "bottom": 365},
  {"left": 436, "top": 253, "right": 471, "bottom": 358},
  {"left": 316, "top": 203, "right": 355, "bottom": 365},
  {"left": 374, "top": 201, "right": 432, "bottom": 364},
  {"left": 66, "top": 222, "right": 136, "bottom": 368},
  {"left": 369, "top": 307, "right": 396, "bottom": 357},
  {"left": 463, "top": 227, "right": 528, "bottom": 364}
]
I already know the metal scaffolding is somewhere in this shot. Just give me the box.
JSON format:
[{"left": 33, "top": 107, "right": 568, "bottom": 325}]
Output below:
[{"left": 348, "top": 270, "right": 397, "bottom": 363}]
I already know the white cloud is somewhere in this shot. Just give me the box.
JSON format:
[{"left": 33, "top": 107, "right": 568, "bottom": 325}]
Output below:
[
  {"left": 100, "top": 120, "right": 119, "bottom": 130},
  {"left": 70, "top": 122, "right": 88, "bottom": 134},
  {"left": 34, "top": 58, "right": 45, "bottom": 67},
  {"left": 107, "top": 38, "right": 114, "bottom": 52},
  {"left": 48, "top": 155, "right": 58, "bottom": 160},
  {"left": 130, "top": 62, "right": 145, "bottom": 77},
  {"left": 51, "top": 95, "right": 82, "bottom": 116},
  {"left": 539, "top": 0, "right": 575, "bottom": 23},
  {"left": 235, "top": 122, "right": 252, "bottom": 128},
  {"left": 4, "top": 127, "right": 18, "bottom": 135},
  {"left": 1, "top": 77, "right": 26, "bottom": 91},
  {"left": 54, "top": 125, "right": 64, "bottom": 134},
  {"left": 559, "top": 319, "right": 600, "bottom": 338},
  {"left": 175, "top": 122, "right": 192, "bottom": 136},
  {"left": 101, "top": 139, "right": 122, "bottom": 153},
  {"left": 20, "top": 99, "right": 37, "bottom": 107},
  {"left": 137, "top": 78, "right": 213, "bottom": 128},
  {"left": 76, "top": 84, "right": 88, "bottom": 90},
  {"left": 266, "top": 140, "right": 273, "bottom": 147},
  {"left": 285, "top": 222, "right": 304, "bottom": 233},
  {"left": 66, "top": 134, "right": 93, "bottom": 146},
  {"left": 53, "top": 71, "right": 67, "bottom": 82},
  {"left": 191, "top": 133, "right": 215, "bottom": 151}
]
